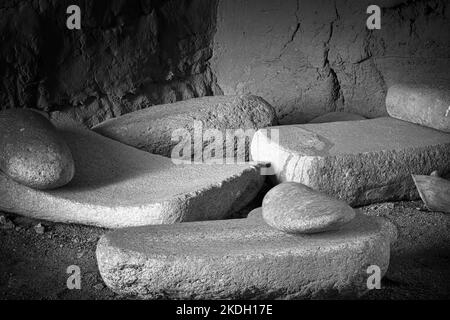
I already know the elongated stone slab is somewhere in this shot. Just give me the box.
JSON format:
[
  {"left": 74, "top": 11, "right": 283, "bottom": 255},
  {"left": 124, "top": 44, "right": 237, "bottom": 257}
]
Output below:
[
  {"left": 96, "top": 210, "right": 396, "bottom": 299},
  {"left": 92, "top": 95, "right": 277, "bottom": 161},
  {"left": 309, "top": 112, "right": 366, "bottom": 124},
  {"left": 0, "top": 120, "right": 264, "bottom": 228},
  {"left": 251, "top": 117, "right": 450, "bottom": 206},
  {"left": 386, "top": 83, "right": 450, "bottom": 133}
]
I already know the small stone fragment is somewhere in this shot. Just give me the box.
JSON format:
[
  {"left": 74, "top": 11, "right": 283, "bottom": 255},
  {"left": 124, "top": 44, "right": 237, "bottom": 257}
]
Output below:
[
  {"left": 1, "top": 221, "right": 15, "bottom": 230},
  {"left": 93, "top": 283, "right": 105, "bottom": 291},
  {"left": 413, "top": 174, "right": 450, "bottom": 213},
  {"left": 262, "top": 182, "right": 356, "bottom": 234},
  {"left": 430, "top": 170, "right": 440, "bottom": 177},
  {"left": 0, "top": 215, "right": 14, "bottom": 229},
  {"left": 34, "top": 223, "right": 45, "bottom": 234}
]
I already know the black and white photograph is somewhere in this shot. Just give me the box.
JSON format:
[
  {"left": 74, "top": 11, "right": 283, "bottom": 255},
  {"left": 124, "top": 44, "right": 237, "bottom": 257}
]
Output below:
[{"left": 0, "top": 0, "right": 449, "bottom": 308}]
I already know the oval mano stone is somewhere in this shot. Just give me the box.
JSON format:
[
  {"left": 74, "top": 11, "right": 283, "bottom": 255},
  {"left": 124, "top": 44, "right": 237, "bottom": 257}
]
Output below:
[
  {"left": 386, "top": 83, "right": 450, "bottom": 133},
  {"left": 262, "top": 182, "right": 356, "bottom": 234},
  {"left": 0, "top": 109, "right": 75, "bottom": 189}
]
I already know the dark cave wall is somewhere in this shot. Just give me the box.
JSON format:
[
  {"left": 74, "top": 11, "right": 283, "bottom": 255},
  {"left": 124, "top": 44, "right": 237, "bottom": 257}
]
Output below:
[
  {"left": 0, "top": 0, "right": 221, "bottom": 127},
  {"left": 0, "top": 0, "right": 449, "bottom": 126}
]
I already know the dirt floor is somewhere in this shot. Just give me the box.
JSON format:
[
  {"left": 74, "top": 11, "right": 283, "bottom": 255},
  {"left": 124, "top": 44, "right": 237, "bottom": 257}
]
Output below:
[{"left": 1, "top": 200, "right": 449, "bottom": 300}]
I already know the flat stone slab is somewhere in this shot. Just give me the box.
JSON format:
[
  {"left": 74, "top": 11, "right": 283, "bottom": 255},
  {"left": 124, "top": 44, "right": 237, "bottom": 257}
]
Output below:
[
  {"left": 0, "top": 120, "right": 264, "bottom": 228},
  {"left": 251, "top": 117, "right": 450, "bottom": 206},
  {"left": 309, "top": 112, "right": 366, "bottom": 124},
  {"left": 96, "top": 210, "right": 396, "bottom": 299},
  {"left": 386, "top": 83, "right": 450, "bottom": 133},
  {"left": 92, "top": 95, "right": 277, "bottom": 161}
]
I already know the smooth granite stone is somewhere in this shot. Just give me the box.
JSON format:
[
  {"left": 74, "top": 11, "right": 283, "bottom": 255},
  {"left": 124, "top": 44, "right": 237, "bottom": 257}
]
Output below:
[
  {"left": 262, "top": 182, "right": 355, "bottom": 234},
  {"left": 386, "top": 83, "right": 450, "bottom": 133},
  {"left": 0, "top": 109, "right": 75, "bottom": 190},
  {"left": 309, "top": 112, "right": 366, "bottom": 124},
  {"left": 0, "top": 118, "right": 264, "bottom": 228},
  {"left": 96, "top": 210, "right": 396, "bottom": 299},
  {"left": 92, "top": 95, "right": 277, "bottom": 161},
  {"left": 251, "top": 117, "right": 450, "bottom": 206}
]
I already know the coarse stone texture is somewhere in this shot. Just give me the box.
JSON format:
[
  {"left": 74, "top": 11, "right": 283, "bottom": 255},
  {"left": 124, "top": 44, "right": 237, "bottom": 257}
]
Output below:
[
  {"left": 0, "top": 109, "right": 75, "bottom": 189},
  {"left": 0, "top": 0, "right": 221, "bottom": 127},
  {"left": 212, "top": 0, "right": 450, "bottom": 124},
  {"left": 251, "top": 117, "right": 450, "bottom": 206},
  {"left": 262, "top": 182, "right": 355, "bottom": 234},
  {"left": 96, "top": 210, "right": 396, "bottom": 299},
  {"left": 309, "top": 112, "right": 366, "bottom": 124},
  {"left": 92, "top": 95, "right": 277, "bottom": 159},
  {"left": 386, "top": 83, "right": 450, "bottom": 133},
  {"left": 0, "top": 119, "right": 264, "bottom": 228}
]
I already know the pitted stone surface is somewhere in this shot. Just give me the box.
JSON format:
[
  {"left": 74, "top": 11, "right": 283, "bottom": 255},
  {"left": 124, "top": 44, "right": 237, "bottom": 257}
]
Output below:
[
  {"left": 251, "top": 117, "right": 450, "bottom": 206},
  {"left": 262, "top": 182, "right": 355, "bottom": 234},
  {"left": 386, "top": 83, "right": 450, "bottom": 133},
  {"left": 309, "top": 112, "right": 366, "bottom": 124},
  {"left": 0, "top": 109, "right": 75, "bottom": 190},
  {"left": 96, "top": 210, "right": 395, "bottom": 299},
  {"left": 0, "top": 120, "right": 264, "bottom": 228},
  {"left": 93, "top": 95, "right": 277, "bottom": 160}
]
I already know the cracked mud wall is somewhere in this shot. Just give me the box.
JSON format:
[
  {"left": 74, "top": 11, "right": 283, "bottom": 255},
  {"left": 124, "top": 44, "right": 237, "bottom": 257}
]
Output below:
[
  {"left": 211, "top": 0, "right": 450, "bottom": 124},
  {"left": 1, "top": 0, "right": 449, "bottom": 126},
  {"left": 0, "top": 0, "right": 221, "bottom": 127}
]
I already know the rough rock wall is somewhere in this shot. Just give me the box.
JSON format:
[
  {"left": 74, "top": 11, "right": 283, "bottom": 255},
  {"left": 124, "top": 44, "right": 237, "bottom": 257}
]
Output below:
[
  {"left": 1, "top": 0, "right": 449, "bottom": 126},
  {"left": 211, "top": 0, "right": 450, "bottom": 124},
  {"left": 0, "top": 0, "right": 221, "bottom": 127}
]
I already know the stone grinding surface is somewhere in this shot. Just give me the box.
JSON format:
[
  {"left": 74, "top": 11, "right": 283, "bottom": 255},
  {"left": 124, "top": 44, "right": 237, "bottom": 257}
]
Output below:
[
  {"left": 0, "top": 120, "right": 264, "bottom": 228},
  {"left": 273, "top": 117, "right": 450, "bottom": 156},
  {"left": 96, "top": 210, "right": 396, "bottom": 299},
  {"left": 92, "top": 95, "right": 277, "bottom": 159},
  {"left": 308, "top": 112, "right": 367, "bottom": 124},
  {"left": 251, "top": 117, "right": 450, "bottom": 205}
]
